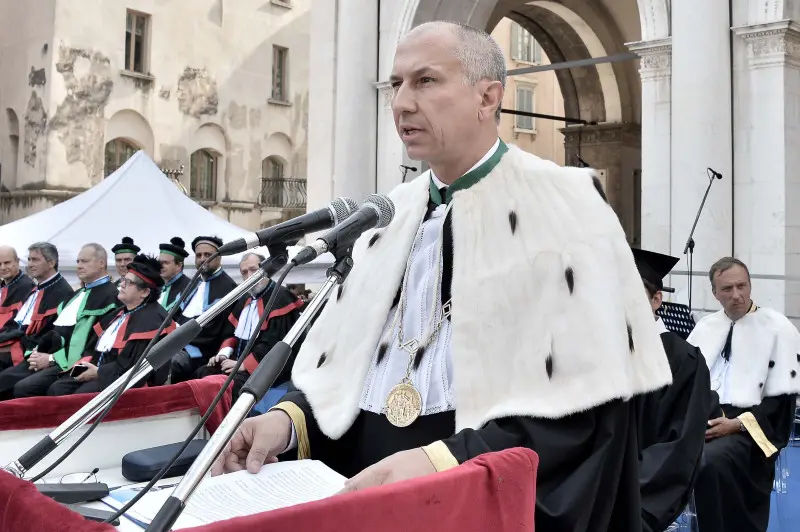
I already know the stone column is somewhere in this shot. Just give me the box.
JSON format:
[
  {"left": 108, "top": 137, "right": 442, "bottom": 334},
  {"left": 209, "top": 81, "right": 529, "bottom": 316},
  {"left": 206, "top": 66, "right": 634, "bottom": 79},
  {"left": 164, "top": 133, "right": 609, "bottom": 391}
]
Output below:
[
  {"left": 670, "top": 0, "right": 733, "bottom": 311},
  {"left": 628, "top": 38, "right": 672, "bottom": 255},
  {"left": 733, "top": 21, "right": 800, "bottom": 321},
  {"left": 562, "top": 122, "right": 641, "bottom": 244},
  {"left": 306, "top": 0, "right": 379, "bottom": 214}
]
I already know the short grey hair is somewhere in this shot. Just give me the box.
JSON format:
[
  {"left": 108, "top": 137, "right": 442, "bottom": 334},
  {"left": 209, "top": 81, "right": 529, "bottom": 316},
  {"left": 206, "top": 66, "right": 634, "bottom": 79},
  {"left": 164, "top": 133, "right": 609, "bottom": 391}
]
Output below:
[
  {"left": 81, "top": 243, "right": 108, "bottom": 269},
  {"left": 28, "top": 242, "right": 59, "bottom": 270},
  {"left": 409, "top": 21, "right": 507, "bottom": 121},
  {"left": 709, "top": 257, "right": 750, "bottom": 291},
  {"left": 240, "top": 252, "right": 267, "bottom": 265}
]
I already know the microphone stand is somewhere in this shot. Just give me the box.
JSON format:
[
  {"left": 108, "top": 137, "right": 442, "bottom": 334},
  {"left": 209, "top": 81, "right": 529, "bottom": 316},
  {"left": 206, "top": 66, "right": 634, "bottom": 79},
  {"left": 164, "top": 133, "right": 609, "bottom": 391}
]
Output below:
[
  {"left": 683, "top": 169, "right": 719, "bottom": 312},
  {"left": 3, "top": 250, "right": 290, "bottom": 480},
  {"left": 146, "top": 249, "right": 354, "bottom": 532}
]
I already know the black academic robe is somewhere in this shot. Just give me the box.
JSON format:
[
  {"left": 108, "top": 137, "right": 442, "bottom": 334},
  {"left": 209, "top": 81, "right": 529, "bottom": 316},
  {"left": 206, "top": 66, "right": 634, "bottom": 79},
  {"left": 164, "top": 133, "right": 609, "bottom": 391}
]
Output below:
[
  {"left": 694, "top": 395, "right": 795, "bottom": 532},
  {"left": 160, "top": 273, "right": 191, "bottom": 311},
  {"left": 52, "top": 280, "right": 120, "bottom": 370},
  {"left": 176, "top": 270, "right": 238, "bottom": 361},
  {"left": 0, "top": 274, "right": 74, "bottom": 366},
  {"left": 85, "top": 301, "right": 175, "bottom": 389},
  {"left": 279, "top": 389, "right": 643, "bottom": 531},
  {"left": 635, "top": 330, "right": 711, "bottom": 532},
  {"left": 275, "top": 187, "right": 655, "bottom": 531},
  {"left": 0, "top": 272, "right": 36, "bottom": 329},
  {"left": 221, "top": 284, "right": 303, "bottom": 385}
]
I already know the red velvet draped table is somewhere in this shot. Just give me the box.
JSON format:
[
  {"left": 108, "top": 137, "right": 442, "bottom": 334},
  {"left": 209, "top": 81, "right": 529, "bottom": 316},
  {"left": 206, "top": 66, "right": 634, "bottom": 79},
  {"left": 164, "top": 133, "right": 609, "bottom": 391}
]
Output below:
[{"left": 0, "top": 377, "right": 538, "bottom": 531}]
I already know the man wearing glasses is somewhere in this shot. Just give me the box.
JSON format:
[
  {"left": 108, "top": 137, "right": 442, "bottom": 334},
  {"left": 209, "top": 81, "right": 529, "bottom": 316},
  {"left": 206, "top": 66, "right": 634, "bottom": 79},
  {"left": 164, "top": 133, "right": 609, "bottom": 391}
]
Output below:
[{"left": 48, "top": 255, "right": 175, "bottom": 395}]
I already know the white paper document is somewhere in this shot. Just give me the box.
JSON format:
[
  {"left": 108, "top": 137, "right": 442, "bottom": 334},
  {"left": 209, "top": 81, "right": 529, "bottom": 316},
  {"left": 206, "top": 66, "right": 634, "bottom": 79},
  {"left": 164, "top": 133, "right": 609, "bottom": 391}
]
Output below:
[{"left": 117, "top": 460, "right": 346, "bottom": 529}]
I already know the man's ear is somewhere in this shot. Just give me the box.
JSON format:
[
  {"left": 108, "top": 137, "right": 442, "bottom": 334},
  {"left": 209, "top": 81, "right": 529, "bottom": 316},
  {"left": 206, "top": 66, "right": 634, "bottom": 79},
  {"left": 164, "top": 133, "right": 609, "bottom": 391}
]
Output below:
[{"left": 479, "top": 80, "right": 504, "bottom": 122}]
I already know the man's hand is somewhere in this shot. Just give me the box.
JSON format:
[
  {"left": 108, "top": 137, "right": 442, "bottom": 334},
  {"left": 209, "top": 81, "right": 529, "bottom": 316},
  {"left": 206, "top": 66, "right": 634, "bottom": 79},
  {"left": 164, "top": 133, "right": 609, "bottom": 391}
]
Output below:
[
  {"left": 211, "top": 410, "right": 293, "bottom": 476},
  {"left": 339, "top": 448, "right": 436, "bottom": 493},
  {"left": 220, "top": 358, "right": 239, "bottom": 374},
  {"left": 75, "top": 363, "right": 98, "bottom": 382},
  {"left": 207, "top": 353, "right": 226, "bottom": 367},
  {"left": 28, "top": 351, "right": 51, "bottom": 372},
  {"left": 706, "top": 417, "right": 741, "bottom": 441}
]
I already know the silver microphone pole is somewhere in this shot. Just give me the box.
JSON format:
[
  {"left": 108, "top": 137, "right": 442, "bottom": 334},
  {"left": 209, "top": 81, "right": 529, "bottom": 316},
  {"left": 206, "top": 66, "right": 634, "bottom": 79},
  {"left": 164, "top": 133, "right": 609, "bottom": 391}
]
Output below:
[
  {"left": 146, "top": 254, "right": 354, "bottom": 532},
  {"left": 3, "top": 255, "right": 287, "bottom": 479}
]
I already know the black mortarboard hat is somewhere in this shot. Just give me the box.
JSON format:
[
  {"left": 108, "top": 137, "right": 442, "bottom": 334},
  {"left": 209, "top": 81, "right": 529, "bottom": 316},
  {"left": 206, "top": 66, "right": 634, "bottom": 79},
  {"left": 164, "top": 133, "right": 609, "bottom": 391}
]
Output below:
[
  {"left": 631, "top": 247, "right": 680, "bottom": 293},
  {"left": 111, "top": 236, "right": 141, "bottom": 256},
  {"left": 126, "top": 254, "right": 165, "bottom": 289},
  {"left": 191, "top": 236, "right": 223, "bottom": 252},
  {"left": 159, "top": 237, "right": 189, "bottom": 260}
]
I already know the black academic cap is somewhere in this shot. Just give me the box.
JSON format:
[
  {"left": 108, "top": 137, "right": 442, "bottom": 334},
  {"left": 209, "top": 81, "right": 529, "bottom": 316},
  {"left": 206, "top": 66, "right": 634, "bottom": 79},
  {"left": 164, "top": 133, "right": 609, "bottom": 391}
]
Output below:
[
  {"left": 111, "top": 236, "right": 141, "bottom": 255},
  {"left": 631, "top": 247, "right": 679, "bottom": 293},
  {"left": 126, "top": 254, "right": 165, "bottom": 288},
  {"left": 191, "top": 235, "right": 223, "bottom": 251},
  {"left": 159, "top": 236, "right": 189, "bottom": 259}
]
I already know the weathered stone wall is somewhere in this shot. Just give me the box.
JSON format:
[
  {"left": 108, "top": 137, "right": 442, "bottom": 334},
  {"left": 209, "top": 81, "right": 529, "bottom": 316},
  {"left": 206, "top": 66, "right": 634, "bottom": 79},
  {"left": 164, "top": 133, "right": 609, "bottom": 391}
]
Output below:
[{"left": 0, "top": 0, "right": 310, "bottom": 230}]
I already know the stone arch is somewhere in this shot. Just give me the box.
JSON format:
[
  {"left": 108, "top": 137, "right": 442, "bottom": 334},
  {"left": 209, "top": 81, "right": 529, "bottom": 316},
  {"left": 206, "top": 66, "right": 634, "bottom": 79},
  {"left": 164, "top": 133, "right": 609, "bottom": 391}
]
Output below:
[
  {"left": 105, "top": 109, "right": 154, "bottom": 156},
  {"left": 192, "top": 122, "right": 229, "bottom": 156},
  {"left": 264, "top": 132, "right": 293, "bottom": 164}
]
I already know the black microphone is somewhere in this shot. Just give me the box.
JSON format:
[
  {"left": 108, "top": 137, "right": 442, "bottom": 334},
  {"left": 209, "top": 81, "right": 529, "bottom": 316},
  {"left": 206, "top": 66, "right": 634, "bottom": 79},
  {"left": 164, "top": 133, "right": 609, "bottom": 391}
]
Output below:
[
  {"left": 292, "top": 194, "right": 395, "bottom": 266},
  {"left": 216, "top": 197, "right": 358, "bottom": 256},
  {"left": 400, "top": 165, "right": 418, "bottom": 172},
  {"left": 708, "top": 168, "right": 722, "bottom": 179}
]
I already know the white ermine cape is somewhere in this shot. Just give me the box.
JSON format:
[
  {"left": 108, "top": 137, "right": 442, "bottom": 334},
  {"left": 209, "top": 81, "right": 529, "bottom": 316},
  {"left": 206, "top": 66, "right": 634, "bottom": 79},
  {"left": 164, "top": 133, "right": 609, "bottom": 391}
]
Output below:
[
  {"left": 688, "top": 307, "right": 800, "bottom": 408},
  {"left": 292, "top": 145, "right": 672, "bottom": 439}
]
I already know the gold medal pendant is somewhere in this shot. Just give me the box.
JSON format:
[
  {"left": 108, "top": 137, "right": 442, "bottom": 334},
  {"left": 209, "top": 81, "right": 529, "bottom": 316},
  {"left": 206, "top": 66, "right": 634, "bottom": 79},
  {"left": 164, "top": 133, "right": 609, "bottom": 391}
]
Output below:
[{"left": 384, "top": 380, "right": 422, "bottom": 428}]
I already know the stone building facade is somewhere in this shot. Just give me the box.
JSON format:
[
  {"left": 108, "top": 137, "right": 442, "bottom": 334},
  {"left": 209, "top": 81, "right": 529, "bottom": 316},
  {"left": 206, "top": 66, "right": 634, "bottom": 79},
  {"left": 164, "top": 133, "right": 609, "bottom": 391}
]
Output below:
[{"left": 0, "top": 0, "right": 310, "bottom": 230}]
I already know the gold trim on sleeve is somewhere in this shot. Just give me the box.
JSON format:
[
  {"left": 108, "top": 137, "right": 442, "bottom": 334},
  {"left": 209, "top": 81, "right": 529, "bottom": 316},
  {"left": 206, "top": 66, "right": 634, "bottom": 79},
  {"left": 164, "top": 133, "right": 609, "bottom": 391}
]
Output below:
[
  {"left": 738, "top": 412, "right": 778, "bottom": 458},
  {"left": 421, "top": 440, "right": 460, "bottom": 472},
  {"left": 270, "top": 401, "right": 311, "bottom": 460}
]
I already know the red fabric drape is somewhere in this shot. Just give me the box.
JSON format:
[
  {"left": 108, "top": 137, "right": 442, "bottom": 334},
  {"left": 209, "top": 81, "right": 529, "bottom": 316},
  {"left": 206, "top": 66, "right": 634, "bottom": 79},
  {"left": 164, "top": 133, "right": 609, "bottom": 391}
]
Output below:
[
  {"left": 0, "top": 448, "right": 537, "bottom": 532},
  {"left": 0, "top": 375, "right": 232, "bottom": 434}
]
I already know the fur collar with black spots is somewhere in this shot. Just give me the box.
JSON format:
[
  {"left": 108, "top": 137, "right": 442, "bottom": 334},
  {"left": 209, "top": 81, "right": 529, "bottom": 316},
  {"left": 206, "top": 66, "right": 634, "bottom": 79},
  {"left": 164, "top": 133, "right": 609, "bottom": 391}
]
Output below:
[{"left": 292, "top": 145, "right": 673, "bottom": 439}]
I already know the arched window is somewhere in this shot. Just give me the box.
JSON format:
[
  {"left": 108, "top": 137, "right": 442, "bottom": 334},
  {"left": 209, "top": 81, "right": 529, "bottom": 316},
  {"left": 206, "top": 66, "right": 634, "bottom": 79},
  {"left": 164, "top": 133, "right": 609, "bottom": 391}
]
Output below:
[
  {"left": 104, "top": 138, "right": 138, "bottom": 177},
  {"left": 190, "top": 149, "right": 218, "bottom": 201},
  {"left": 262, "top": 156, "right": 285, "bottom": 180}
]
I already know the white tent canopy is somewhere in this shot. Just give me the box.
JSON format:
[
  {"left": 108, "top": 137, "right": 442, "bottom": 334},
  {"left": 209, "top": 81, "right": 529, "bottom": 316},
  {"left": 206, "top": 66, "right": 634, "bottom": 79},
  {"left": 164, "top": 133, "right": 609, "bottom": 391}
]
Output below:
[{"left": 0, "top": 151, "right": 333, "bottom": 285}]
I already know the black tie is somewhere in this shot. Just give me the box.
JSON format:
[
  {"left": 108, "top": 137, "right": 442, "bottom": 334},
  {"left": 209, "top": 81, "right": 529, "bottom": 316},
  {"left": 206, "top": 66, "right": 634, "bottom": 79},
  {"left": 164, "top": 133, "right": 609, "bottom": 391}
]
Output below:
[
  {"left": 425, "top": 187, "right": 448, "bottom": 220},
  {"left": 721, "top": 323, "right": 734, "bottom": 362}
]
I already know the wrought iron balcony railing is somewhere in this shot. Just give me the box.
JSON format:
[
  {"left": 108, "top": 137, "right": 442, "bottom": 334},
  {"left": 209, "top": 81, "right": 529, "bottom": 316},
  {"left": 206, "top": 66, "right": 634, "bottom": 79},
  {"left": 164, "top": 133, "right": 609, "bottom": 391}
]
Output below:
[{"left": 259, "top": 178, "right": 307, "bottom": 209}]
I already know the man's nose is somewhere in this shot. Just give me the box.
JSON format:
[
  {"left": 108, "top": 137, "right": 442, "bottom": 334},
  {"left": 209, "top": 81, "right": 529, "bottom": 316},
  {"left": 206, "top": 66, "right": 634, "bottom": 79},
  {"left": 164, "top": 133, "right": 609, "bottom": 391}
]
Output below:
[{"left": 392, "top": 84, "right": 415, "bottom": 114}]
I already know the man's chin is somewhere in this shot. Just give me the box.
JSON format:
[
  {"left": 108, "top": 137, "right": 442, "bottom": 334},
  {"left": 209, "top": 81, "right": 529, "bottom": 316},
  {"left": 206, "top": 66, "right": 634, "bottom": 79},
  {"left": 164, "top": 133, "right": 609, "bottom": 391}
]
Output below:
[{"left": 404, "top": 145, "right": 429, "bottom": 163}]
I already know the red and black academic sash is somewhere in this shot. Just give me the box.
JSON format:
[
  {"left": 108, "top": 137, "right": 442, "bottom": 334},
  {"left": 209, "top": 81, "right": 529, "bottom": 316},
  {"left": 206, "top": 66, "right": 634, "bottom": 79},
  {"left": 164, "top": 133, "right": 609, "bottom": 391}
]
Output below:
[{"left": 224, "top": 293, "right": 304, "bottom": 373}]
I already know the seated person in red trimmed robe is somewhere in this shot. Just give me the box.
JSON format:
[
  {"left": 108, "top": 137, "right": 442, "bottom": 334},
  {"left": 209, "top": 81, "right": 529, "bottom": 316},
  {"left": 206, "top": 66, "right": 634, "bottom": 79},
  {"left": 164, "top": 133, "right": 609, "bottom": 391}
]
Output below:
[
  {"left": 688, "top": 257, "right": 799, "bottom": 532},
  {"left": 3, "top": 243, "right": 119, "bottom": 399},
  {"left": 197, "top": 252, "right": 303, "bottom": 399},
  {"left": 0, "top": 242, "right": 74, "bottom": 399},
  {"left": 0, "top": 246, "right": 35, "bottom": 331},
  {"left": 47, "top": 255, "right": 175, "bottom": 395}
]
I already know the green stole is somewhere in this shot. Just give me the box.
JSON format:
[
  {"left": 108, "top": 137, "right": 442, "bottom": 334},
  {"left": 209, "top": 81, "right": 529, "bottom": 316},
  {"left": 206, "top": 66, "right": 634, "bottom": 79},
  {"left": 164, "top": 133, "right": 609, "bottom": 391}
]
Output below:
[
  {"left": 428, "top": 139, "right": 508, "bottom": 206},
  {"left": 52, "top": 287, "right": 118, "bottom": 370},
  {"left": 160, "top": 276, "right": 182, "bottom": 311}
]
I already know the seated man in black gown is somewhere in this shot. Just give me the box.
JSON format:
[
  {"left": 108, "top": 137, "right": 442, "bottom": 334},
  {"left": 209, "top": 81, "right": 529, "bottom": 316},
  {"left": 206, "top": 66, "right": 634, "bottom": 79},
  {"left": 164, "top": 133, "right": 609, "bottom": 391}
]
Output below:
[
  {"left": 631, "top": 248, "right": 711, "bottom": 532},
  {"left": 197, "top": 253, "right": 303, "bottom": 399},
  {"left": 688, "top": 257, "right": 799, "bottom": 532},
  {"left": 48, "top": 255, "right": 174, "bottom": 395},
  {"left": 213, "top": 21, "right": 673, "bottom": 532}
]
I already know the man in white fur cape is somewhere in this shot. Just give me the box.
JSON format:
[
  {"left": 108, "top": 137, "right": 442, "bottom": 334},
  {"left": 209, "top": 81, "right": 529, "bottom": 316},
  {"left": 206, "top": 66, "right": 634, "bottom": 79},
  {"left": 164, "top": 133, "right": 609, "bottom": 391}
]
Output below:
[
  {"left": 688, "top": 257, "right": 799, "bottom": 532},
  {"left": 213, "top": 21, "right": 672, "bottom": 530}
]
